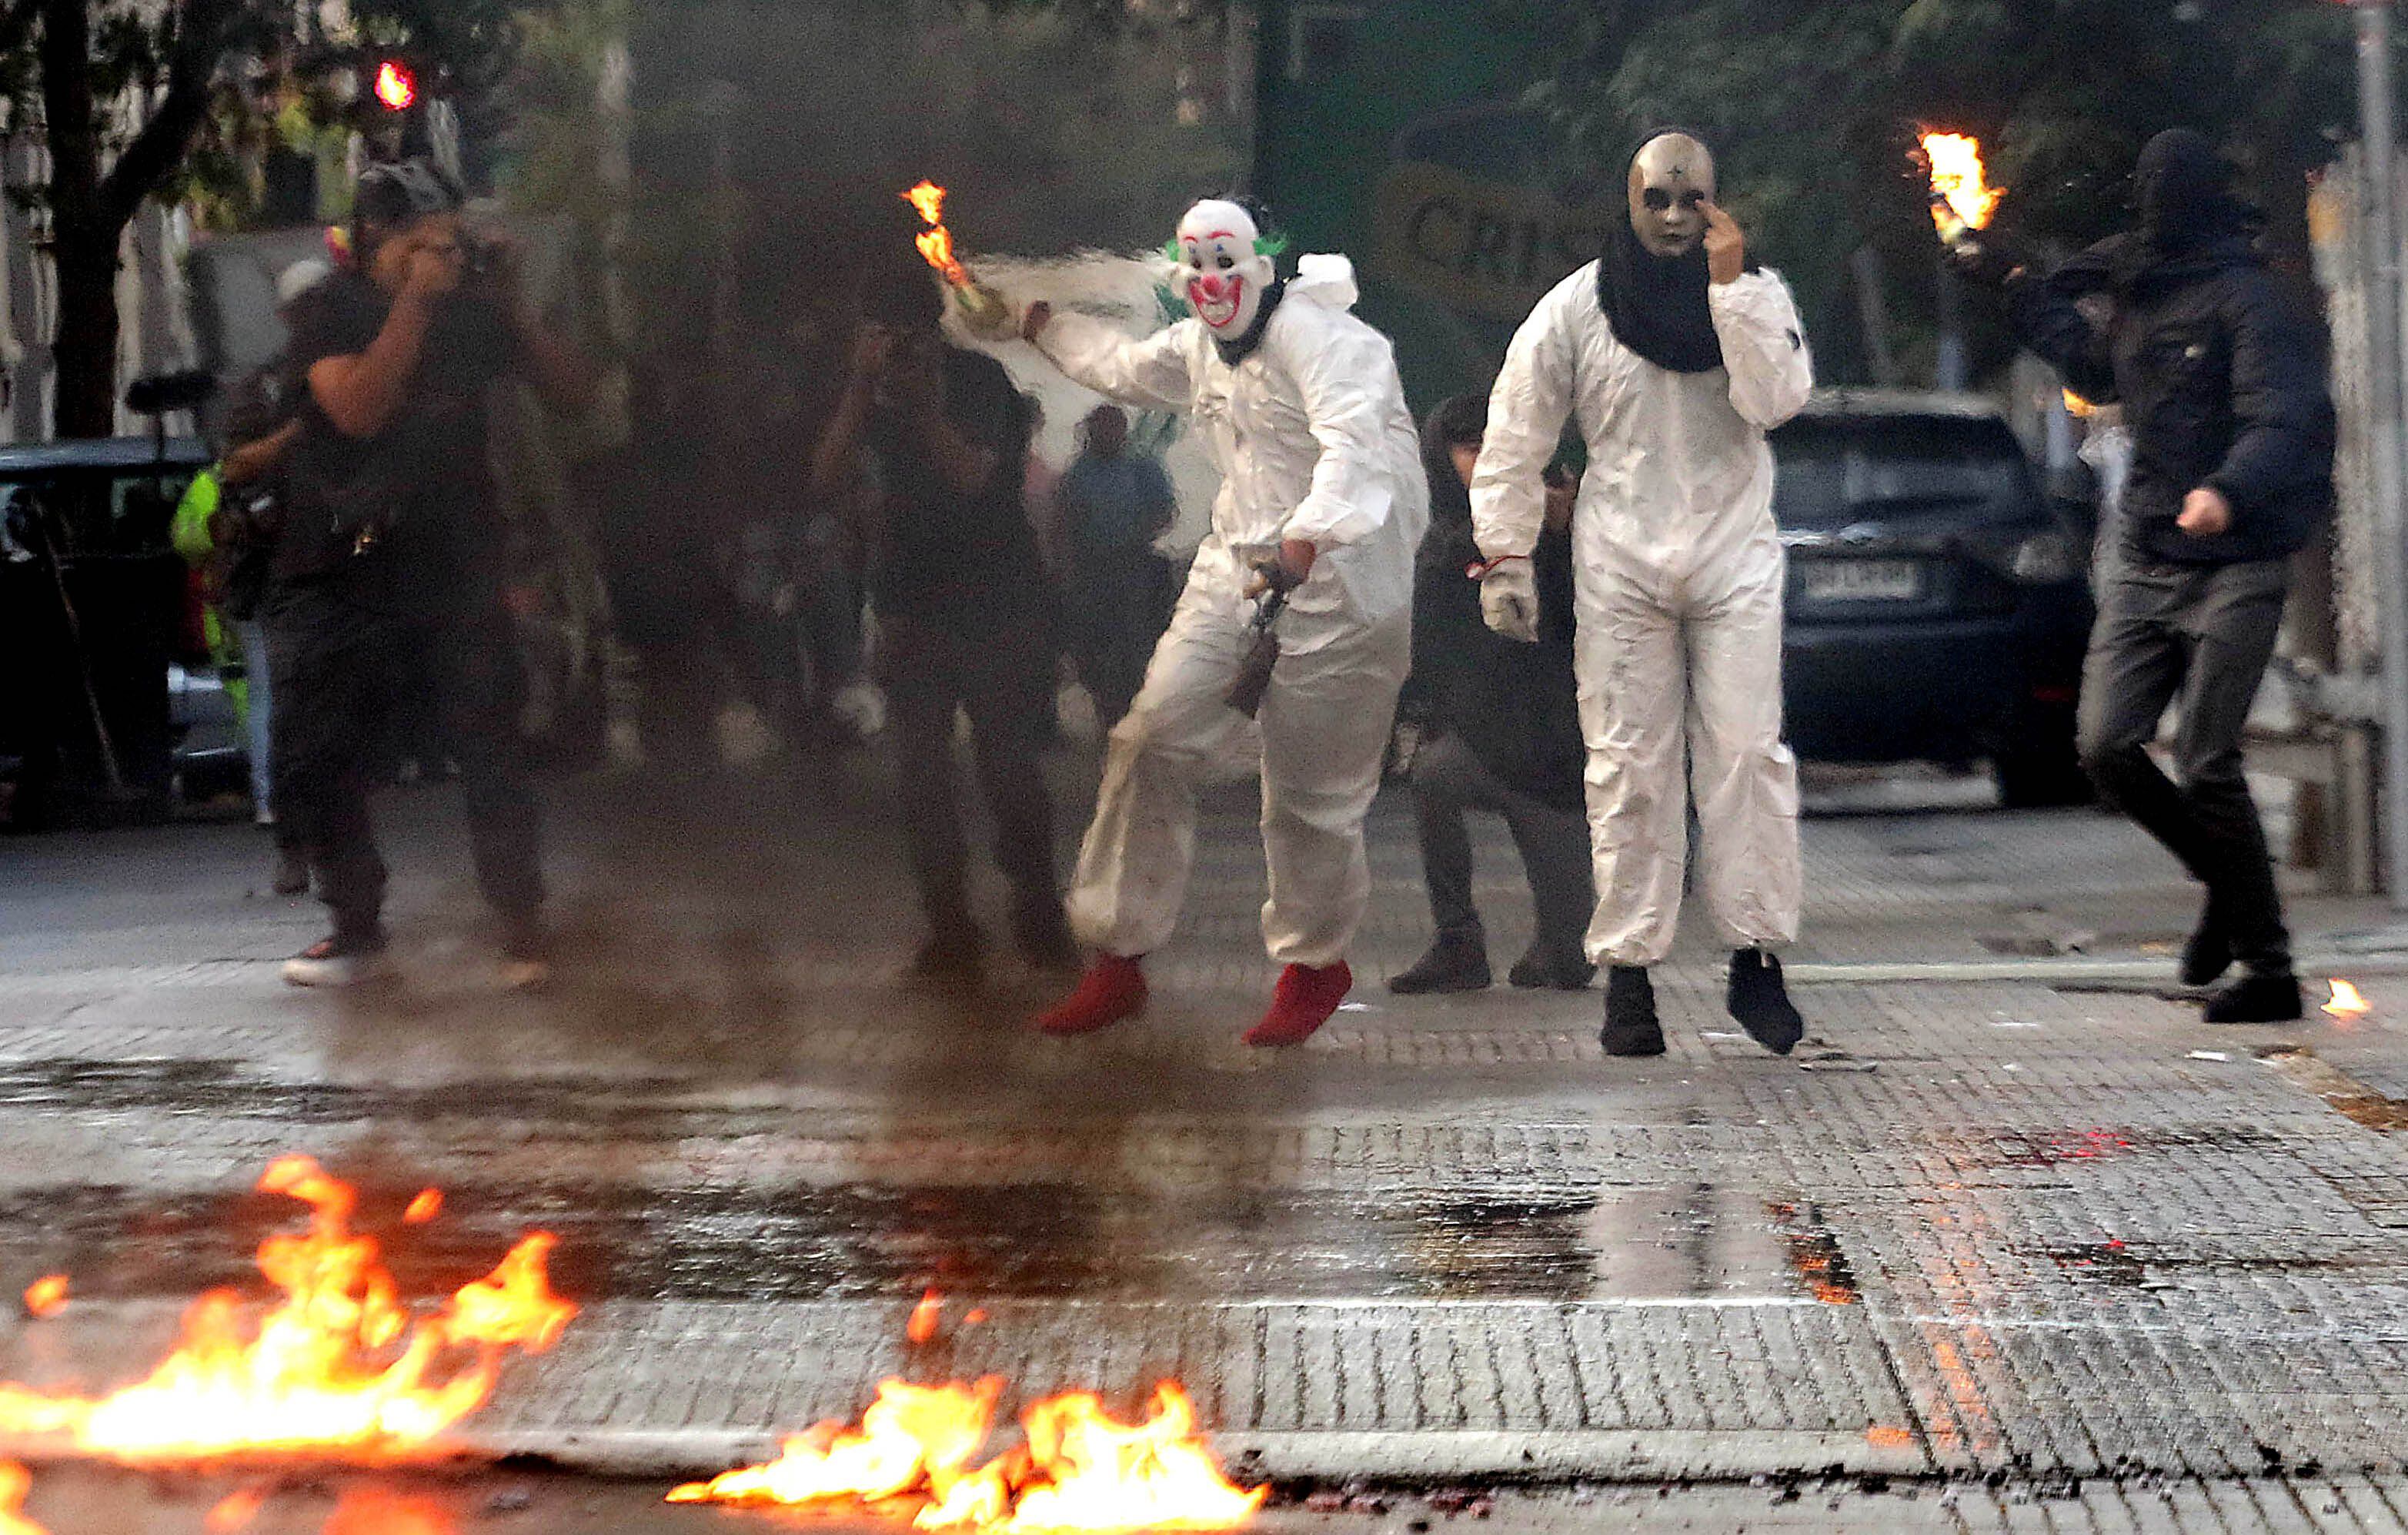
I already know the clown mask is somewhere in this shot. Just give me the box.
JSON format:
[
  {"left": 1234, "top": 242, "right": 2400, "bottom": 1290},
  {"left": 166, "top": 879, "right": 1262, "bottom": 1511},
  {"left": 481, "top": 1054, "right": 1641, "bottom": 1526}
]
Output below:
[{"left": 1172, "top": 199, "right": 1279, "bottom": 336}]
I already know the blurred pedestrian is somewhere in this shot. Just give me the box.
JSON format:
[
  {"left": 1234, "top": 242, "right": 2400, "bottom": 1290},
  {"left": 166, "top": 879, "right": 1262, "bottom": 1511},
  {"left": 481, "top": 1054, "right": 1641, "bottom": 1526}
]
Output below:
[
  {"left": 1057, "top": 405, "right": 1177, "bottom": 728},
  {"left": 1959, "top": 129, "right": 2334, "bottom": 1023},
  {"left": 1391, "top": 395, "right": 1593, "bottom": 995},
  {"left": 812, "top": 256, "right": 1072, "bottom": 981},
  {"left": 265, "top": 159, "right": 594, "bottom": 989}
]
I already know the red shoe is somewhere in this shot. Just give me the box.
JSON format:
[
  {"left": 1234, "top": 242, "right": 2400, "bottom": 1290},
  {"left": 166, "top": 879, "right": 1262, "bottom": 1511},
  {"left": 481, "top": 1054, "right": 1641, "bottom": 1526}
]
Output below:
[
  {"left": 1243, "top": 961, "right": 1353, "bottom": 1048},
  {"left": 1034, "top": 955, "right": 1147, "bottom": 1035}
]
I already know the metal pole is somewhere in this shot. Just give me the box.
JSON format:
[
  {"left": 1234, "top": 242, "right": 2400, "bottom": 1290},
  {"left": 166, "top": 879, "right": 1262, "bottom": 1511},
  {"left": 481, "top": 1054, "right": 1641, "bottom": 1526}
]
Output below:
[{"left": 2357, "top": 0, "right": 2408, "bottom": 907}]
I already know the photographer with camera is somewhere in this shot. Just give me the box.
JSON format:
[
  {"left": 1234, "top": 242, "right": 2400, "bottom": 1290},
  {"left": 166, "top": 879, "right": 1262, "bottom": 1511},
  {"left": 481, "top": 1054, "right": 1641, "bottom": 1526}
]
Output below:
[
  {"left": 810, "top": 255, "right": 1071, "bottom": 984},
  {"left": 266, "top": 159, "right": 593, "bottom": 989}
]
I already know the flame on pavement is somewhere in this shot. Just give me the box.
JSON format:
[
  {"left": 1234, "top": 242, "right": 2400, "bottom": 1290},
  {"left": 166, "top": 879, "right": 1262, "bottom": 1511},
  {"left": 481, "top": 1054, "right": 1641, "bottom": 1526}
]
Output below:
[
  {"left": 205, "top": 1486, "right": 269, "bottom": 1532},
  {"left": 402, "top": 1191, "right": 442, "bottom": 1226},
  {"left": 19, "top": 1281, "right": 65, "bottom": 1322},
  {"left": 2324, "top": 978, "right": 2372, "bottom": 1018},
  {"left": 908, "top": 1288, "right": 946, "bottom": 1346},
  {"left": 0, "top": 1463, "right": 43, "bottom": 1535},
  {"left": 0, "top": 1157, "right": 574, "bottom": 1463},
  {"left": 320, "top": 1488, "right": 456, "bottom": 1535},
  {"left": 1918, "top": 131, "right": 2002, "bottom": 236},
  {"left": 669, "top": 1374, "right": 1264, "bottom": 1531}
]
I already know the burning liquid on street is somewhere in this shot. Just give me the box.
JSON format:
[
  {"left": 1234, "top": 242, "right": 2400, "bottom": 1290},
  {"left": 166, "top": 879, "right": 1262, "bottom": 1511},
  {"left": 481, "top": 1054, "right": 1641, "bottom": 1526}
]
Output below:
[
  {"left": 0, "top": 1463, "right": 43, "bottom": 1535},
  {"left": 1919, "top": 131, "right": 2002, "bottom": 239},
  {"left": 670, "top": 1296, "right": 1263, "bottom": 1530},
  {"left": 18, "top": 1282, "right": 64, "bottom": 1323},
  {"left": 2324, "top": 978, "right": 2372, "bottom": 1018},
  {"left": 0, "top": 1157, "right": 573, "bottom": 1463}
]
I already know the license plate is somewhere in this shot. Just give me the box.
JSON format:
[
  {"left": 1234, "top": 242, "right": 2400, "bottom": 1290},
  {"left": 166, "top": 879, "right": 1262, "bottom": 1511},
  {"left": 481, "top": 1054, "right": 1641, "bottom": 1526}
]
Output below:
[{"left": 1801, "top": 559, "right": 1922, "bottom": 603}]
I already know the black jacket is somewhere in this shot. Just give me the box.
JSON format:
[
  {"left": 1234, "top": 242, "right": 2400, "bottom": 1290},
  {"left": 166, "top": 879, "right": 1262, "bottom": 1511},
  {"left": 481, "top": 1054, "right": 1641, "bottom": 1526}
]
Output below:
[
  {"left": 2007, "top": 233, "right": 2333, "bottom": 568},
  {"left": 1402, "top": 505, "right": 1585, "bottom": 814}
]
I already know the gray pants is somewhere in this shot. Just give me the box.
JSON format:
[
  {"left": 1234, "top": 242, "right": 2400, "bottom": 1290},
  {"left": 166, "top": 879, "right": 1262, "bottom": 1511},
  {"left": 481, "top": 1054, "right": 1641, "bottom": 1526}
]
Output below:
[
  {"left": 1411, "top": 732, "right": 1594, "bottom": 961},
  {"left": 2077, "top": 557, "right": 2290, "bottom": 975}
]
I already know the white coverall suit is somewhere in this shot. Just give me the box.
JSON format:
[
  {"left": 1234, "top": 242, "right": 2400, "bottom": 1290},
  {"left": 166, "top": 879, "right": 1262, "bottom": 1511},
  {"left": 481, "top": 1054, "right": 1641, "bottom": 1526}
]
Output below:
[
  {"left": 1037, "top": 256, "right": 1428, "bottom": 965},
  {"left": 1471, "top": 263, "right": 1814, "bottom": 967}
]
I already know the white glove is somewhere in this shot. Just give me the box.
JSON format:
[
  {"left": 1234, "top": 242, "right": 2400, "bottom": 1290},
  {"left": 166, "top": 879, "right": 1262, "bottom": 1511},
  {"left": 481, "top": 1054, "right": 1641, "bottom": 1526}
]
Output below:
[{"left": 1477, "top": 558, "right": 1539, "bottom": 643}]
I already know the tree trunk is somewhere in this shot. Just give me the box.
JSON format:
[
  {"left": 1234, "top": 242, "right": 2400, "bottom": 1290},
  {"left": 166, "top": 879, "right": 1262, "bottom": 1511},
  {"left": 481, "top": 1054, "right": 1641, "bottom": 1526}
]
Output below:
[{"left": 48, "top": 222, "right": 119, "bottom": 440}]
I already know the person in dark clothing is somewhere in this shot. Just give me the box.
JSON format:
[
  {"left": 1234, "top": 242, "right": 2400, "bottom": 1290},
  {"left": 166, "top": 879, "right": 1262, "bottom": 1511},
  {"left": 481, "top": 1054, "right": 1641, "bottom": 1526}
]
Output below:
[
  {"left": 1058, "top": 405, "right": 1177, "bottom": 728},
  {"left": 1391, "top": 394, "right": 1595, "bottom": 995},
  {"left": 813, "top": 259, "right": 1074, "bottom": 980},
  {"left": 1960, "top": 129, "right": 2334, "bottom": 1024},
  {"left": 266, "top": 159, "right": 594, "bottom": 989}
]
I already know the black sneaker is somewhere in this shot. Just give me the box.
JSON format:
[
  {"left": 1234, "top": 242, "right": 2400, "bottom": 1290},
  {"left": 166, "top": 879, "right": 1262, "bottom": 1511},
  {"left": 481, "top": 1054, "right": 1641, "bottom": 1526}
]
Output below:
[
  {"left": 271, "top": 846, "right": 310, "bottom": 897},
  {"left": 1509, "top": 945, "right": 1595, "bottom": 992},
  {"left": 499, "top": 918, "right": 553, "bottom": 992},
  {"left": 1390, "top": 935, "right": 1491, "bottom": 995},
  {"left": 1012, "top": 903, "right": 1081, "bottom": 972},
  {"left": 282, "top": 934, "right": 393, "bottom": 989},
  {"left": 1727, "top": 948, "right": 1804, "bottom": 1056},
  {"left": 2179, "top": 894, "right": 2233, "bottom": 988},
  {"left": 909, "top": 928, "right": 986, "bottom": 985},
  {"left": 2203, "top": 969, "right": 2303, "bottom": 1024},
  {"left": 1601, "top": 966, "right": 1665, "bottom": 1056}
]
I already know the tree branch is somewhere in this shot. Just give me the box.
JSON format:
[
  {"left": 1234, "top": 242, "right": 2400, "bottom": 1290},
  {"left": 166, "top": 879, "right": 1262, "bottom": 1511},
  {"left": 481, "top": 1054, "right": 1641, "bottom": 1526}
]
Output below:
[
  {"left": 97, "top": 0, "right": 240, "bottom": 232},
  {"left": 39, "top": 0, "right": 99, "bottom": 231}
]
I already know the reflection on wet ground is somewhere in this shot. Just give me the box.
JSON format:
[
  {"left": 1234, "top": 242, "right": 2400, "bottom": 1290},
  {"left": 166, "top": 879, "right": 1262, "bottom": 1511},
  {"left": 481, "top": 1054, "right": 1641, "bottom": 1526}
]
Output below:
[{"left": 0, "top": 1181, "right": 1605, "bottom": 1305}]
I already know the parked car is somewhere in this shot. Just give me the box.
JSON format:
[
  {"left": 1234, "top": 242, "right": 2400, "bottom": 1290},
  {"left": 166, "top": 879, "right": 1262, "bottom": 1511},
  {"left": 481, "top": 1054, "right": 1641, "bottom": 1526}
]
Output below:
[
  {"left": 0, "top": 435, "right": 211, "bottom": 828},
  {"left": 1772, "top": 390, "right": 2094, "bottom": 807}
]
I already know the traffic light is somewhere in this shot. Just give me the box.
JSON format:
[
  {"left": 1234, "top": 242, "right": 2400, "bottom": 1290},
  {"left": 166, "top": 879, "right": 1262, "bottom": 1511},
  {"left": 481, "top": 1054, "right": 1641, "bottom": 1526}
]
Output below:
[{"left": 372, "top": 59, "right": 416, "bottom": 112}]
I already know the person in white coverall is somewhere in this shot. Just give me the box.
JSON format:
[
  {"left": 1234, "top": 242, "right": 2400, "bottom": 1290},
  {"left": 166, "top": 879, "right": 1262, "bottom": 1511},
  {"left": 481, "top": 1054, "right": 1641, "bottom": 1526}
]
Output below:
[
  {"left": 1019, "top": 196, "right": 1428, "bottom": 1048},
  {"left": 1471, "top": 130, "right": 1815, "bottom": 1058}
]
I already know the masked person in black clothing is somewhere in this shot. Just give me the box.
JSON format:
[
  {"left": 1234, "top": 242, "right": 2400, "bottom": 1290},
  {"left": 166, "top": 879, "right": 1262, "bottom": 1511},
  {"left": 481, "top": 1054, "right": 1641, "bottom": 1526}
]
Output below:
[
  {"left": 1391, "top": 395, "right": 1595, "bottom": 995},
  {"left": 268, "top": 159, "right": 594, "bottom": 989},
  {"left": 813, "top": 257, "right": 1074, "bottom": 982},
  {"left": 1958, "top": 129, "right": 2334, "bottom": 1023}
]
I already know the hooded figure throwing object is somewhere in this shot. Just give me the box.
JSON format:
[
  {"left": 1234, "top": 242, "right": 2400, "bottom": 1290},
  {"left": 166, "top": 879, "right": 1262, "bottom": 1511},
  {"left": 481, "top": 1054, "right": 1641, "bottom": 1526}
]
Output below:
[
  {"left": 1956, "top": 129, "right": 2333, "bottom": 1025},
  {"left": 1471, "top": 131, "right": 1814, "bottom": 1058},
  {"left": 1022, "top": 198, "right": 1429, "bottom": 1047}
]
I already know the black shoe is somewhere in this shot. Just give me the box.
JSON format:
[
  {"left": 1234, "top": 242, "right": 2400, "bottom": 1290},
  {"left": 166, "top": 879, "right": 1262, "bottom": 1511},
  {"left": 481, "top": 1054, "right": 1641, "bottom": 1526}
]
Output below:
[
  {"left": 2180, "top": 895, "right": 2233, "bottom": 988},
  {"left": 499, "top": 918, "right": 553, "bottom": 992},
  {"left": 1727, "top": 948, "right": 1804, "bottom": 1056},
  {"left": 1509, "top": 945, "right": 1596, "bottom": 991},
  {"left": 1011, "top": 902, "right": 1080, "bottom": 972},
  {"left": 1601, "top": 966, "right": 1664, "bottom": 1056},
  {"left": 2203, "top": 969, "right": 2303, "bottom": 1024},
  {"left": 271, "top": 846, "right": 310, "bottom": 897},
  {"left": 1390, "top": 935, "right": 1491, "bottom": 994},
  {"left": 909, "top": 928, "right": 985, "bottom": 984}
]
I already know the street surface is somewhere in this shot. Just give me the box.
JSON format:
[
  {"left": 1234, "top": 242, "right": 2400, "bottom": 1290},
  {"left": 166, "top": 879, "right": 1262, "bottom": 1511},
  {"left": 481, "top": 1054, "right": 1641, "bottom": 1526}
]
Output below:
[{"left": 5, "top": 747, "right": 2408, "bottom": 1531}]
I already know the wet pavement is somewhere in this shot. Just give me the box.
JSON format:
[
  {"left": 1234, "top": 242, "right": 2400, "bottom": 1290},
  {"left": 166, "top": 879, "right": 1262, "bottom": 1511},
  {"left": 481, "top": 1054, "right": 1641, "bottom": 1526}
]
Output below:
[{"left": 6, "top": 751, "right": 2408, "bottom": 1529}]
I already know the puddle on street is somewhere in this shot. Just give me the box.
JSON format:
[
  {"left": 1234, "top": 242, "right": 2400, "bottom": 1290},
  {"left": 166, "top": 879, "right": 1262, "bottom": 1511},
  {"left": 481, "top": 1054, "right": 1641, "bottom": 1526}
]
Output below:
[{"left": 0, "top": 1180, "right": 1605, "bottom": 1304}]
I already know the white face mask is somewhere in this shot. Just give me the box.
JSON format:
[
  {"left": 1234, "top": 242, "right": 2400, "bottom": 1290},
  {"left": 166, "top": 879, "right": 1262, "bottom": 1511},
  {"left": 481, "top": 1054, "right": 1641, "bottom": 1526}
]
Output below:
[
  {"left": 1174, "top": 199, "right": 1277, "bottom": 337},
  {"left": 1627, "top": 134, "right": 1716, "bottom": 260}
]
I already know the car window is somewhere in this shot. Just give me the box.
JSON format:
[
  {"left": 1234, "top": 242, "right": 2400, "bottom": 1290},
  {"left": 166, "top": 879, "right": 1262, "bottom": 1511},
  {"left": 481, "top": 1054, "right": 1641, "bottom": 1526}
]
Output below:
[
  {"left": 1772, "top": 416, "right": 2029, "bottom": 526},
  {"left": 0, "top": 468, "right": 195, "bottom": 558}
]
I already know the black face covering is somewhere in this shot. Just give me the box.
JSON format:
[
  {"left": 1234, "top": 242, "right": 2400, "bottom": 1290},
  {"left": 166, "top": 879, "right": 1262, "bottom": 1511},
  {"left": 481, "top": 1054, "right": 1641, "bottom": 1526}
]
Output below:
[
  {"left": 2133, "top": 129, "right": 2247, "bottom": 256},
  {"left": 1597, "top": 129, "right": 1727, "bottom": 375},
  {"left": 1211, "top": 276, "right": 1285, "bottom": 366}
]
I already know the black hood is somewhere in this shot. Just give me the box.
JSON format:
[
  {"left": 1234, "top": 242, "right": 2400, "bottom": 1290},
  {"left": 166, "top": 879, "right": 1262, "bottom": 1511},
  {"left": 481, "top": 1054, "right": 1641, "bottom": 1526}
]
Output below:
[
  {"left": 2133, "top": 129, "right": 2254, "bottom": 257},
  {"left": 1597, "top": 126, "right": 1731, "bottom": 375}
]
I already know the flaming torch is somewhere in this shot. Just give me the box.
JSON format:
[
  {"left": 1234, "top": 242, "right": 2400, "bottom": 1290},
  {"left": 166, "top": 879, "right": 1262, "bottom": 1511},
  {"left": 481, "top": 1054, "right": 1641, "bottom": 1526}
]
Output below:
[
  {"left": 1918, "top": 131, "right": 2003, "bottom": 257},
  {"left": 903, "top": 181, "right": 1013, "bottom": 339}
]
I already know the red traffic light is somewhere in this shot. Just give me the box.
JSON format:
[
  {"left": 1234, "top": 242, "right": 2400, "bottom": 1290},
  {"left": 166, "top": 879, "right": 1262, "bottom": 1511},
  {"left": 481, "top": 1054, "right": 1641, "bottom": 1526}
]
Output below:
[{"left": 373, "top": 59, "right": 416, "bottom": 111}]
